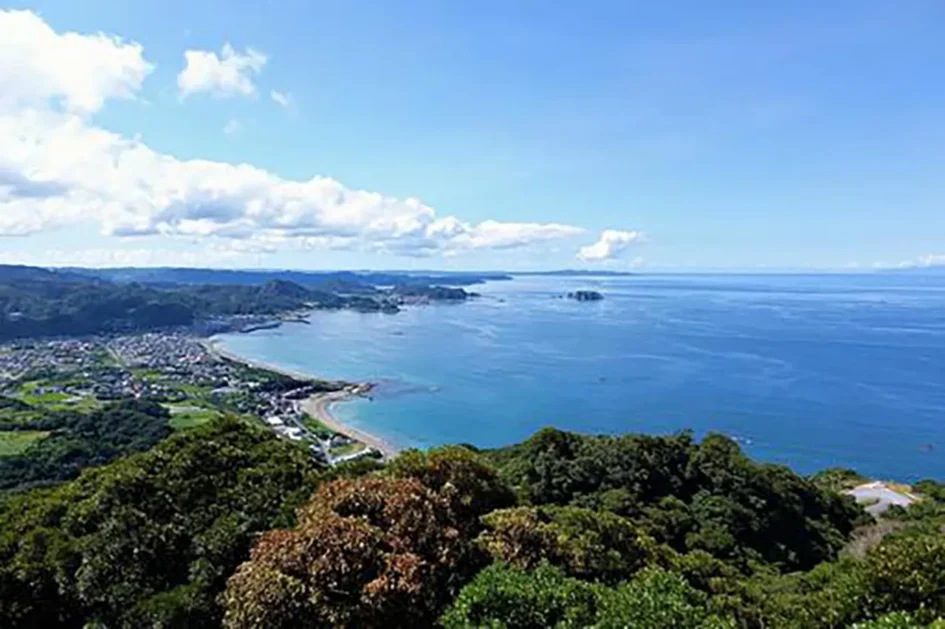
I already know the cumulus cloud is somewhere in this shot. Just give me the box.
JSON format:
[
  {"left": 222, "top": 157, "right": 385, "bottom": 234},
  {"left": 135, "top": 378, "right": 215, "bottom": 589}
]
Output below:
[
  {"left": 577, "top": 230, "right": 645, "bottom": 262},
  {"left": 270, "top": 90, "right": 292, "bottom": 108},
  {"left": 177, "top": 43, "right": 266, "bottom": 98},
  {"left": 0, "top": 10, "right": 587, "bottom": 260},
  {"left": 0, "top": 9, "right": 153, "bottom": 114}
]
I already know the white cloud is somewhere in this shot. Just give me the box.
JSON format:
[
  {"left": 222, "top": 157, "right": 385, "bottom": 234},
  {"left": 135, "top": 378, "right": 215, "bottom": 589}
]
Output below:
[
  {"left": 177, "top": 43, "right": 266, "bottom": 98},
  {"left": 873, "top": 254, "right": 945, "bottom": 270},
  {"left": 0, "top": 11, "right": 588, "bottom": 260},
  {"left": 873, "top": 260, "right": 915, "bottom": 270},
  {"left": 0, "top": 9, "right": 153, "bottom": 114},
  {"left": 577, "top": 229, "right": 645, "bottom": 262},
  {"left": 270, "top": 90, "right": 292, "bottom": 108},
  {"left": 223, "top": 118, "right": 242, "bottom": 135},
  {"left": 917, "top": 254, "right": 945, "bottom": 267}
]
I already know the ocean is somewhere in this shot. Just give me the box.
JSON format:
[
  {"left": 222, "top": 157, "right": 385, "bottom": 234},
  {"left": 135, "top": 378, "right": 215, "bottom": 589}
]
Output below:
[{"left": 216, "top": 273, "right": 945, "bottom": 481}]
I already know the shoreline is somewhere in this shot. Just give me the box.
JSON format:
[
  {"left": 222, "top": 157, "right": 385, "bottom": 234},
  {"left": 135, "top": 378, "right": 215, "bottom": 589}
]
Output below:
[
  {"left": 202, "top": 337, "right": 400, "bottom": 459},
  {"left": 301, "top": 391, "right": 399, "bottom": 459},
  {"left": 203, "top": 338, "right": 334, "bottom": 384}
]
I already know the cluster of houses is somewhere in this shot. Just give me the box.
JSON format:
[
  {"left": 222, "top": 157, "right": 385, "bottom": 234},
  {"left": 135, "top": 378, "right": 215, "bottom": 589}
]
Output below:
[
  {"left": 0, "top": 339, "right": 105, "bottom": 380},
  {"left": 263, "top": 402, "right": 368, "bottom": 465},
  {"left": 83, "top": 368, "right": 190, "bottom": 402},
  {"left": 1, "top": 332, "right": 378, "bottom": 466},
  {"left": 109, "top": 333, "right": 212, "bottom": 369}
]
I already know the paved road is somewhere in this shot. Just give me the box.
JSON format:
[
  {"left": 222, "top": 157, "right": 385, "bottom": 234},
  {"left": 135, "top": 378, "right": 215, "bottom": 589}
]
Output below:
[{"left": 848, "top": 482, "right": 917, "bottom": 516}]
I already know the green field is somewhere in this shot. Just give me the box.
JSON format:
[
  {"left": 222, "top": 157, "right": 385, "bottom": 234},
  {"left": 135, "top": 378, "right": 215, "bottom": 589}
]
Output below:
[
  {"left": 131, "top": 368, "right": 164, "bottom": 382},
  {"left": 302, "top": 413, "right": 335, "bottom": 438},
  {"left": 16, "top": 382, "right": 71, "bottom": 405},
  {"left": 176, "top": 383, "right": 214, "bottom": 398},
  {"left": 329, "top": 442, "right": 367, "bottom": 458},
  {"left": 0, "top": 430, "right": 50, "bottom": 456},
  {"left": 47, "top": 396, "right": 102, "bottom": 412},
  {"left": 165, "top": 404, "right": 222, "bottom": 430},
  {"left": 28, "top": 391, "right": 70, "bottom": 403},
  {"left": 12, "top": 380, "right": 100, "bottom": 409},
  {"left": 0, "top": 408, "right": 45, "bottom": 427}
]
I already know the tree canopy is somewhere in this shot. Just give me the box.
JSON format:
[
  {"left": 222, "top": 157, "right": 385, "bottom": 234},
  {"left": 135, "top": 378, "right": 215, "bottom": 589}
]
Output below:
[
  {"left": 0, "top": 418, "right": 322, "bottom": 628},
  {"left": 2, "top": 422, "right": 944, "bottom": 628},
  {"left": 486, "top": 428, "right": 863, "bottom": 571},
  {"left": 0, "top": 399, "right": 173, "bottom": 491}
]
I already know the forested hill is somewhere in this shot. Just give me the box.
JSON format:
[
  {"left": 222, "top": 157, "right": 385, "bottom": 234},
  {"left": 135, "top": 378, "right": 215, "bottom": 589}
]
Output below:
[
  {"left": 0, "top": 266, "right": 314, "bottom": 340},
  {"left": 3, "top": 420, "right": 945, "bottom": 628},
  {"left": 0, "top": 265, "right": 486, "bottom": 341}
]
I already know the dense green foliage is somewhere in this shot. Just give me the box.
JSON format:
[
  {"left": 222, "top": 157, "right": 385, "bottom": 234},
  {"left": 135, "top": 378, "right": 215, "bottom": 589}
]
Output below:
[
  {"left": 477, "top": 506, "right": 665, "bottom": 584},
  {"left": 0, "top": 418, "right": 322, "bottom": 627},
  {"left": 0, "top": 395, "right": 31, "bottom": 413},
  {"left": 442, "top": 563, "right": 733, "bottom": 629},
  {"left": 486, "top": 428, "right": 863, "bottom": 571},
  {"left": 0, "top": 399, "right": 172, "bottom": 491},
  {"left": 811, "top": 468, "right": 870, "bottom": 493},
  {"left": 2, "top": 421, "right": 944, "bottom": 628}
]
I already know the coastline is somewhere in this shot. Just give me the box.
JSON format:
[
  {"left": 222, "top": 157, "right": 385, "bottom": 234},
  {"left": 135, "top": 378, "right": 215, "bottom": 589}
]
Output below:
[
  {"left": 301, "top": 391, "right": 399, "bottom": 459},
  {"left": 203, "top": 337, "right": 332, "bottom": 384},
  {"left": 202, "top": 337, "right": 400, "bottom": 459}
]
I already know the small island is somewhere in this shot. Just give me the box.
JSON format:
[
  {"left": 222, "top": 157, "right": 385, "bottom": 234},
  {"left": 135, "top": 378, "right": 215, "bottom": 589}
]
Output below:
[{"left": 567, "top": 290, "right": 604, "bottom": 301}]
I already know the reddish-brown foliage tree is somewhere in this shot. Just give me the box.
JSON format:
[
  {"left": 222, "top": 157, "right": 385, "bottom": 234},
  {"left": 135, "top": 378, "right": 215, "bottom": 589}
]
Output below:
[
  {"left": 223, "top": 474, "right": 492, "bottom": 628},
  {"left": 385, "top": 445, "right": 515, "bottom": 532}
]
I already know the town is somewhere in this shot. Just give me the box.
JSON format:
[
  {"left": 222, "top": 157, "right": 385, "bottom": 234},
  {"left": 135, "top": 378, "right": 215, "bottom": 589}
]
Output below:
[{"left": 0, "top": 332, "right": 380, "bottom": 465}]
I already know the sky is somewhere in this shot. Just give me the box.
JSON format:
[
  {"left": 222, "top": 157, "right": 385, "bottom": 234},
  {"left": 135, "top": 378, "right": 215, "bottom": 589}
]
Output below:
[{"left": 0, "top": 0, "right": 943, "bottom": 271}]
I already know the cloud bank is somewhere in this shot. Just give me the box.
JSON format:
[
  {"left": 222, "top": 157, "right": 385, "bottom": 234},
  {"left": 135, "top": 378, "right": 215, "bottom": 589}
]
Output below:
[{"left": 0, "top": 10, "right": 639, "bottom": 263}]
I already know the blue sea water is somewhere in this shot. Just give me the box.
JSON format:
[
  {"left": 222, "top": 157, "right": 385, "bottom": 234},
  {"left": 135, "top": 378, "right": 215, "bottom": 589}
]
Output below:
[{"left": 217, "top": 273, "right": 945, "bottom": 481}]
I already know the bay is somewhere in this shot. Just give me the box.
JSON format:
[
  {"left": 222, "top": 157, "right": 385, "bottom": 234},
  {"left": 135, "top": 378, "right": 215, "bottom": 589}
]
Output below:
[{"left": 216, "top": 273, "right": 945, "bottom": 481}]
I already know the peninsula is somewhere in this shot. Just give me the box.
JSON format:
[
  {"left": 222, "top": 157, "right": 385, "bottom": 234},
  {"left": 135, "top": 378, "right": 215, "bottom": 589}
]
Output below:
[{"left": 205, "top": 338, "right": 397, "bottom": 461}]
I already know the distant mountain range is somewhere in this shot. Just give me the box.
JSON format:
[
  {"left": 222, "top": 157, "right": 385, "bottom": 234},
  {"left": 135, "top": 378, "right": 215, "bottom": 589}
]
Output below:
[
  {"left": 62, "top": 267, "right": 511, "bottom": 288},
  {"left": 0, "top": 265, "right": 490, "bottom": 342}
]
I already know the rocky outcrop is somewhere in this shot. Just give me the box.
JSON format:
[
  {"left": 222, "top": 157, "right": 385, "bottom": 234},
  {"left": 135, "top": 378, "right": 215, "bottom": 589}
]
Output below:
[{"left": 566, "top": 290, "right": 604, "bottom": 301}]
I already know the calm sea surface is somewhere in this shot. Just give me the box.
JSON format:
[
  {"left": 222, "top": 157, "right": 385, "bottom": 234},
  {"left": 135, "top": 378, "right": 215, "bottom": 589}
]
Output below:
[{"left": 217, "top": 274, "right": 945, "bottom": 480}]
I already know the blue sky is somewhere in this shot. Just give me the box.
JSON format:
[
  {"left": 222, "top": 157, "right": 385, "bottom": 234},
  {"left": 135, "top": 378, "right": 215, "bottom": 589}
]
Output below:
[{"left": 1, "top": 0, "right": 943, "bottom": 270}]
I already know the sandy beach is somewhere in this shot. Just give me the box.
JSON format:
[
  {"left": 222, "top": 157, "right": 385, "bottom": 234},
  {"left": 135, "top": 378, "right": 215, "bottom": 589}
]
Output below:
[
  {"left": 301, "top": 391, "right": 399, "bottom": 459},
  {"left": 203, "top": 337, "right": 399, "bottom": 459},
  {"left": 203, "top": 338, "right": 332, "bottom": 383}
]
